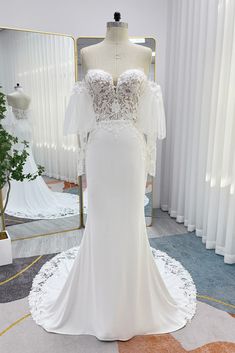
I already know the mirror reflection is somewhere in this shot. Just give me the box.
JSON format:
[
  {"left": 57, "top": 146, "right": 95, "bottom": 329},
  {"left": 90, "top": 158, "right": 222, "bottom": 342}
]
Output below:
[
  {"left": 76, "top": 36, "right": 156, "bottom": 226},
  {"left": 0, "top": 28, "right": 81, "bottom": 242}
]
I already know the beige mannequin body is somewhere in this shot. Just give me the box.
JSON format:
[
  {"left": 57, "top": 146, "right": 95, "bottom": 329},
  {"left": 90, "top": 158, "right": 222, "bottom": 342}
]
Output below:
[
  {"left": 7, "top": 86, "right": 31, "bottom": 110},
  {"left": 81, "top": 22, "right": 152, "bottom": 82}
]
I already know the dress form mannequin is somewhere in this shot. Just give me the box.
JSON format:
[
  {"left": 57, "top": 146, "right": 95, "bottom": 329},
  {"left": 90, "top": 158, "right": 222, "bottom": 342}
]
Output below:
[
  {"left": 7, "top": 83, "right": 31, "bottom": 110},
  {"left": 81, "top": 14, "right": 152, "bottom": 80},
  {"left": 79, "top": 14, "right": 152, "bottom": 208}
]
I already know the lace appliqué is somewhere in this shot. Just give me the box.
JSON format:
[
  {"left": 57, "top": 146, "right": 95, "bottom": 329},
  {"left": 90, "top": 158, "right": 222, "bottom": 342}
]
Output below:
[
  {"left": 12, "top": 107, "right": 31, "bottom": 120},
  {"left": 28, "top": 246, "right": 197, "bottom": 327},
  {"left": 151, "top": 247, "right": 197, "bottom": 323},
  {"left": 142, "top": 81, "right": 167, "bottom": 177},
  {"left": 72, "top": 80, "right": 87, "bottom": 95},
  {"left": 146, "top": 133, "right": 157, "bottom": 177},
  {"left": 5, "top": 193, "right": 79, "bottom": 219},
  {"left": 77, "top": 146, "right": 86, "bottom": 177},
  {"left": 75, "top": 69, "right": 149, "bottom": 175},
  {"left": 85, "top": 69, "right": 146, "bottom": 122},
  {"left": 67, "top": 70, "right": 166, "bottom": 177},
  {"left": 70, "top": 81, "right": 94, "bottom": 176},
  {"left": 148, "top": 81, "right": 162, "bottom": 96},
  {"left": 28, "top": 247, "right": 77, "bottom": 326},
  {"left": 75, "top": 131, "right": 88, "bottom": 177}
]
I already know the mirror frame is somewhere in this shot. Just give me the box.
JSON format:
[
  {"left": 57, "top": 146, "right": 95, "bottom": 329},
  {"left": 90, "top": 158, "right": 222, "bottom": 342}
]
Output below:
[
  {"left": 0, "top": 27, "right": 157, "bottom": 239},
  {"left": 76, "top": 35, "right": 157, "bottom": 227},
  {"left": 0, "top": 25, "right": 83, "bottom": 242}
]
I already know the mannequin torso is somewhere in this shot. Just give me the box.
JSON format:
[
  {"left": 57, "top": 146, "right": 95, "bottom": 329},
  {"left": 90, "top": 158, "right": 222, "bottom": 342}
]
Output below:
[
  {"left": 7, "top": 87, "right": 31, "bottom": 110},
  {"left": 81, "top": 22, "right": 152, "bottom": 84}
]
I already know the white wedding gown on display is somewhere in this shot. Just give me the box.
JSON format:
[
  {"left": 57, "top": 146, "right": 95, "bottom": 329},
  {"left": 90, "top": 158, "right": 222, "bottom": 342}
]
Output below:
[
  {"left": 3, "top": 106, "right": 79, "bottom": 219},
  {"left": 28, "top": 68, "right": 197, "bottom": 340}
]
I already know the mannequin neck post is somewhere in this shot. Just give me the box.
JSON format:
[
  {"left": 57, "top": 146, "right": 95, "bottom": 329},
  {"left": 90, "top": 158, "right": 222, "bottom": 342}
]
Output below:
[{"left": 103, "top": 22, "right": 130, "bottom": 44}]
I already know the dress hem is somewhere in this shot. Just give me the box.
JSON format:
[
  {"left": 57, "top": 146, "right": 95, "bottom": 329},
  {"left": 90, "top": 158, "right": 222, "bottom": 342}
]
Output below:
[{"left": 33, "top": 306, "right": 197, "bottom": 342}]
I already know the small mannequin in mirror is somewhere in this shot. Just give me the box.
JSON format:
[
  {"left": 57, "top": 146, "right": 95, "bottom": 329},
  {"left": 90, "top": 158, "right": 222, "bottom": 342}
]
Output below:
[
  {"left": 80, "top": 12, "right": 152, "bottom": 83},
  {"left": 7, "top": 83, "right": 31, "bottom": 110}
]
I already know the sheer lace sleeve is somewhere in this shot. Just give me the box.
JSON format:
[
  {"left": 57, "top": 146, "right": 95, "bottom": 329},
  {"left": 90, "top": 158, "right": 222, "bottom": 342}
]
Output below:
[
  {"left": 136, "top": 80, "right": 166, "bottom": 177},
  {"left": 63, "top": 80, "right": 96, "bottom": 176}
]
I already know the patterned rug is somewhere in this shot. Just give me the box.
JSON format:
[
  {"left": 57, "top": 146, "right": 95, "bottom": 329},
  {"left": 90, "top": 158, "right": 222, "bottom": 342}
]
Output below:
[{"left": 0, "top": 234, "right": 235, "bottom": 352}]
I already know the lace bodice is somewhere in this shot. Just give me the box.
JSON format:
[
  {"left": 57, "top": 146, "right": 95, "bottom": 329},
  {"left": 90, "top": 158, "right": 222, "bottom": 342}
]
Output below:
[
  {"left": 82, "top": 69, "right": 146, "bottom": 122},
  {"left": 64, "top": 68, "right": 167, "bottom": 177},
  {"left": 12, "top": 107, "right": 30, "bottom": 120}
]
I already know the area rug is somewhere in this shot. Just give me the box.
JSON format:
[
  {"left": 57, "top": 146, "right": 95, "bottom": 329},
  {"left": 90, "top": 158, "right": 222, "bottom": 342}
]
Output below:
[{"left": 0, "top": 233, "right": 235, "bottom": 352}]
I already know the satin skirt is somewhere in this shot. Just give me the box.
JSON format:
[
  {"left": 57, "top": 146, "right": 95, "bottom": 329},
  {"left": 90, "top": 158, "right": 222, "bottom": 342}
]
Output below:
[{"left": 28, "top": 120, "right": 196, "bottom": 340}]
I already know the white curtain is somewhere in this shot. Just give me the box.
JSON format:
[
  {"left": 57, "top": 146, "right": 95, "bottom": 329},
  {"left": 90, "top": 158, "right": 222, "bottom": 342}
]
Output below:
[
  {"left": 161, "top": 0, "right": 235, "bottom": 263},
  {"left": 0, "top": 30, "right": 78, "bottom": 182}
]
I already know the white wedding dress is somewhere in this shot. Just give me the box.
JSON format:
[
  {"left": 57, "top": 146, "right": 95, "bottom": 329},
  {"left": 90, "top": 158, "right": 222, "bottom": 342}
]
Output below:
[
  {"left": 3, "top": 106, "right": 79, "bottom": 219},
  {"left": 28, "top": 68, "right": 197, "bottom": 341}
]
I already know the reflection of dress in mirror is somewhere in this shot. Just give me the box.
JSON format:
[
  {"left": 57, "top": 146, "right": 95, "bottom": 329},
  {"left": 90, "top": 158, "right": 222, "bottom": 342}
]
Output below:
[
  {"left": 3, "top": 84, "right": 79, "bottom": 219},
  {"left": 29, "top": 20, "right": 196, "bottom": 341}
]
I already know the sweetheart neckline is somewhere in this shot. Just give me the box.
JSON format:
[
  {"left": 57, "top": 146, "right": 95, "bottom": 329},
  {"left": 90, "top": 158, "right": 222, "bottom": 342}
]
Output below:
[{"left": 84, "top": 68, "right": 148, "bottom": 88}]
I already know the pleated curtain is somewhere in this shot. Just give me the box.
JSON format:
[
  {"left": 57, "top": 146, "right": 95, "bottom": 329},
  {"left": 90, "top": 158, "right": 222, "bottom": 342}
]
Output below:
[
  {"left": 161, "top": 0, "right": 235, "bottom": 263},
  {"left": 0, "top": 30, "right": 78, "bottom": 182}
]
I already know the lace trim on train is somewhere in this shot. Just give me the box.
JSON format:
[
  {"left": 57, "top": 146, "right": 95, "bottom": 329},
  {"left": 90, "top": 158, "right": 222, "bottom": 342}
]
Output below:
[
  {"left": 5, "top": 193, "right": 79, "bottom": 219},
  {"left": 151, "top": 247, "right": 197, "bottom": 323},
  {"left": 28, "top": 246, "right": 197, "bottom": 326}
]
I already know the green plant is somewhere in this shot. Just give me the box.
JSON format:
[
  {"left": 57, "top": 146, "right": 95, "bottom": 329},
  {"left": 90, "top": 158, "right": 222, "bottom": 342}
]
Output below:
[{"left": 0, "top": 86, "right": 45, "bottom": 219}]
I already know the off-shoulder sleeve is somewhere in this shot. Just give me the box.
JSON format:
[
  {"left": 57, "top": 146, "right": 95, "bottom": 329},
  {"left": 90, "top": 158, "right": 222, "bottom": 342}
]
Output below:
[
  {"left": 136, "top": 80, "right": 166, "bottom": 177},
  {"left": 63, "top": 80, "right": 96, "bottom": 176}
]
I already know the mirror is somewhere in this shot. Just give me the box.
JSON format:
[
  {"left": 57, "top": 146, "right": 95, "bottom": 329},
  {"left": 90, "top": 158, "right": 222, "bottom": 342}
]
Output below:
[
  {"left": 0, "top": 27, "right": 82, "bottom": 244},
  {"left": 76, "top": 36, "right": 156, "bottom": 227}
]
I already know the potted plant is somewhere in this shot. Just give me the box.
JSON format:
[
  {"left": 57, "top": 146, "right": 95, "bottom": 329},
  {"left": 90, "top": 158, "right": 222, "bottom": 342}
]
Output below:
[{"left": 0, "top": 87, "right": 44, "bottom": 266}]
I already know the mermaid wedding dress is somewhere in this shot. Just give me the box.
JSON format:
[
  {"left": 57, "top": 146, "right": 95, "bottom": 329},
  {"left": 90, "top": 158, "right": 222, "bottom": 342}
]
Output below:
[
  {"left": 28, "top": 68, "right": 197, "bottom": 340},
  {"left": 3, "top": 105, "right": 79, "bottom": 219}
]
